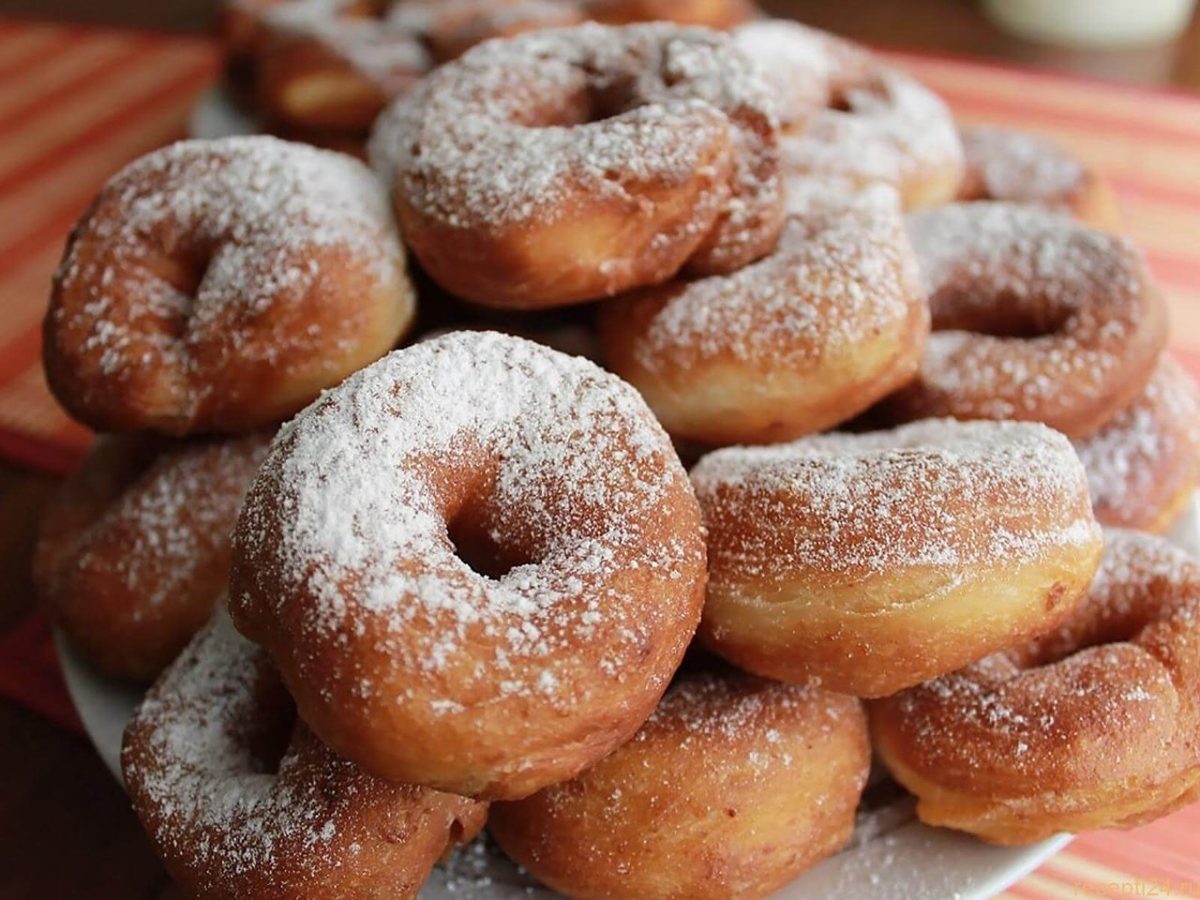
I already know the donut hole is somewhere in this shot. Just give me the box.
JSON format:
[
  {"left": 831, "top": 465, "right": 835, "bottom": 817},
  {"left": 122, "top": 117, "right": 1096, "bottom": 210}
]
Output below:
[
  {"left": 446, "top": 507, "right": 534, "bottom": 581},
  {"left": 240, "top": 692, "right": 298, "bottom": 777},
  {"left": 827, "top": 88, "right": 855, "bottom": 113},
  {"left": 826, "top": 74, "right": 887, "bottom": 113},
  {"left": 141, "top": 246, "right": 212, "bottom": 337},
  {"left": 932, "top": 291, "right": 1075, "bottom": 339}
]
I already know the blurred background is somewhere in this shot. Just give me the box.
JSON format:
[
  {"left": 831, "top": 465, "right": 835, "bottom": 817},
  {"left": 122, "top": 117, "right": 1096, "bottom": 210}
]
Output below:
[{"left": 4, "top": 0, "right": 1199, "bottom": 87}]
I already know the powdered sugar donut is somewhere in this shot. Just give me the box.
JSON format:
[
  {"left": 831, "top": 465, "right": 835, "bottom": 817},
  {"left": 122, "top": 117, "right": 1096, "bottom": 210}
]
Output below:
[
  {"left": 392, "top": 0, "right": 587, "bottom": 62},
  {"left": 34, "top": 433, "right": 270, "bottom": 682},
  {"left": 229, "top": 332, "right": 707, "bottom": 799},
  {"left": 880, "top": 202, "right": 1167, "bottom": 438},
  {"left": 872, "top": 529, "right": 1200, "bottom": 844},
  {"left": 256, "top": 0, "right": 432, "bottom": 132},
  {"left": 46, "top": 136, "right": 416, "bottom": 435},
  {"left": 370, "top": 22, "right": 783, "bottom": 308},
  {"left": 734, "top": 21, "right": 964, "bottom": 210},
  {"left": 691, "top": 419, "right": 1103, "bottom": 697},
  {"left": 1075, "top": 356, "right": 1200, "bottom": 533},
  {"left": 598, "top": 183, "right": 928, "bottom": 445},
  {"left": 490, "top": 670, "right": 868, "bottom": 900},
  {"left": 957, "top": 125, "right": 1120, "bottom": 230},
  {"left": 123, "top": 612, "right": 487, "bottom": 897}
]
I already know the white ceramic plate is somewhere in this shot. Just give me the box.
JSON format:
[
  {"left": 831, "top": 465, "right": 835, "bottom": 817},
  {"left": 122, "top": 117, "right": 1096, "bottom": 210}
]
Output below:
[{"left": 59, "top": 495, "right": 1200, "bottom": 897}]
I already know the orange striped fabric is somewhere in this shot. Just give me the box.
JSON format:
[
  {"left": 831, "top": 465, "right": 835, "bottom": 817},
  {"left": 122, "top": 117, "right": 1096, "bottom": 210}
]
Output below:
[
  {"left": 0, "top": 19, "right": 1198, "bottom": 897},
  {"left": 0, "top": 19, "right": 217, "bottom": 471}
]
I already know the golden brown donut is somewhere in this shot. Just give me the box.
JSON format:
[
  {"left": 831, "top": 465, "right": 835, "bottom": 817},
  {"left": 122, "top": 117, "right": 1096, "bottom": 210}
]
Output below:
[
  {"left": 369, "top": 22, "right": 783, "bottom": 309},
  {"left": 871, "top": 529, "right": 1200, "bottom": 844},
  {"left": 256, "top": 0, "right": 432, "bottom": 132},
  {"left": 880, "top": 202, "right": 1168, "bottom": 438},
  {"left": 957, "top": 125, "right": 1121, "bottom": 231},
  {"left": 1075, "top": 356, "right": 1200, "bottom": 533},
  {"left": 392, "top": 0, "right": 587, "bottom": 62},
  {"left": 45, "top": 136, "right": 416, "bottom": 436},
  {"left": 489, "top": 670, "right": 869, "bottom": 900},
  {"left": 123, "top": 612, "right": 487, "bottom": 898},
  {"left": 598, "top": 183, "right": 928, "bottom": 445},
  {"left": 229, "top": 332, "right": 707, "bottom": 800},
  {"left": 586, "top": 0, "right": 758, "bottom": 29},
  {"left": 691, "top": 418, "right": 1103, "bottom": 697},
  {"left": 34, "top": 433, "right": 270, "bottom": 682},
  {"left": 734, "top": 21, "right": 964, "bottom": 211},
  {"left": 218, "top": 0, "right": 290, "bottom": 98}
]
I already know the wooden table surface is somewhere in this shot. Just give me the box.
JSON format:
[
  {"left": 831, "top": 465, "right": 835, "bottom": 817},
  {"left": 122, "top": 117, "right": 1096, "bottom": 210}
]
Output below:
[{"left": 1, "top": 0, "right": 1198, "bottom": 896}]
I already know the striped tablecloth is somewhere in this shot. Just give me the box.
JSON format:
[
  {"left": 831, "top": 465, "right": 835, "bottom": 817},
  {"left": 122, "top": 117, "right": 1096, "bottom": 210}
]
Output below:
[{"left": 0, "top": 16, "right": 1198, "bottom": 900}]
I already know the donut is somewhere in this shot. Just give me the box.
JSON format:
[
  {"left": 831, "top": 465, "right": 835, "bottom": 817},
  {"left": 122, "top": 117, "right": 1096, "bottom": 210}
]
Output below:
[
  {"left": 123, "top": 612, "right": 487, "bottom": 897},
  {"left": 586, "top": 0, "right": 758, "bottom": 29},
  {"left": 369, "top": 22, "right": 784, "bottom": 309},
  {"left": 489, "top": 670, "right": 869, "bottom": 900},
  {"left": 45, "top": 136, "right": 416, "bottom": 436},
  {"left": 1075, "top": 356, "right": 1200, "bottom": 533},
  {"left": 691, "top": 418, "right": 1103, "bottom": 697},
  {"left": 218, "top": 0, "right": 289, "bottom": 97},
  {"left": 879, "top": 202, "right": 1168, "bottom": 438},
  {"left": 597, "top": 183, "right": 928, "bottom": 446},
  {"left": 871, "top": 529, "right": 1200, "bottom": 844},
  {"left": 734, "top": 21, "right": 964, "bottom": 211},
  {"left": 228, "top": 332, "right": 708, "bottom": 799},
  {"left": 957, "top": 125, "right": 1120, "bottom": 230},
  {"left": 256, "top": 0, "right": 432, "bottom": 132},
  {"left": 34, "top": 433, "right": 270, "bottom": 682},
  {"left": 392, "top": 0, "right": 587, "bottom": 62}
]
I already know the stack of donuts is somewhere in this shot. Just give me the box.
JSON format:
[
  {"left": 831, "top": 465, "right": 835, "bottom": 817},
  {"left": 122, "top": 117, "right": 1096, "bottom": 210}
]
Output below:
[
  {"left": 35, "top": 5, "right": 1200, "bottom": 899},
  {"left": 218, "top": 0, "right": 760, "bottom": 152}
]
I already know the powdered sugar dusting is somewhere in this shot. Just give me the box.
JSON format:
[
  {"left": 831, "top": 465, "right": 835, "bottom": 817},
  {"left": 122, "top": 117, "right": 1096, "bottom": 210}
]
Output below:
[
  {"left": 233, "top": 331, "right": 701, "bottom": 706},
  {"left": 897, "top": 202, "right": 1157, "bottom": 424},
  {"left": 1075, "top": 358, "right": 1200, "bottom": 527},
  {"left": 629, "top": 183, "right": 919, "bottom": 368},
  {"left": 959, "top": 125, "right": 1087, "bottom": 207},
  {"left": 123, "top": 613, "right": 342, "bottom": 883},
  {"left": 51, "top": 136, "right": 406, "bottom": 419},
  {"left": 692, "top": 418, "right": 1098, "bottom": 575},
  {"left": 69, "top": 435, "right": 268, "bottom": 611},
  {"left": 735, "top": 20, "right": 963, "bottom": 188},
  {"left": 879, "top": 530, "right": 1199, "bottom": 788},
  {"left": 369, "top": 22, "right": 778, "bottom": 239},
  {"left": 264, "top": 0, "right": 431, "bottom": 88}
]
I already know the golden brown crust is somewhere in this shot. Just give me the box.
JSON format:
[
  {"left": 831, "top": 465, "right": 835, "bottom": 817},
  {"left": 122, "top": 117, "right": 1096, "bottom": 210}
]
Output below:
[
  {"left": 586, "top": 0, "right": 758, "bottom": 29},
  {"left": 45, "top": 137, "right": 416, "bottom": 436},
  {"left": 255, "top": 1, "right": 431, "bottom": 132},
  {"left": 403, "top": 0, "right": 589, "bottom": 62},
  {"left": 691, "top": 419, "right": 1103, "bottom": 697},
  {"left": 957, "top": 125, "right": 1121, "bottom": 231},
  {"left": 229, "top": 334, "right": 708, "bottom": 800},
  {"left": 598, "top": 185, "right": 928, "bottom": 445},
  {"left": 369, "top": 23, "right": 783, "bottom": 309},
  {"left": 880, "top": 203, "right": 1168, "bottom": 438},
  {"left": 1075, "top": 357, "right": 1200, "bottom": 533},
  {"left": 489, "top": 670, "right": 869, "bottom": 900},
  {"left": 734, "top": 21, "right": 965, "bottom": 211},
  {"left": 34, "top": 433, "right": 270, "bottom": 682},
  {"left": 871, "top": 530, "right": 1200, "bottom": 844},
  {"left": 122, "top": 614, "right": 487, "bottom": 898}
]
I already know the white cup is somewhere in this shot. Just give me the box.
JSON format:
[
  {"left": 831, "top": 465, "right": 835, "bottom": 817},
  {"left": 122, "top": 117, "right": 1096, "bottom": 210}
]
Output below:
[{"left": 982, "top": 0, "right": 1196, "bottom": 47}]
